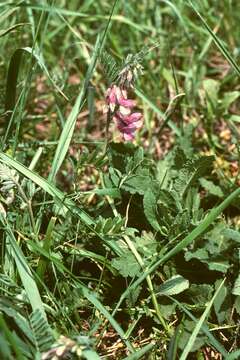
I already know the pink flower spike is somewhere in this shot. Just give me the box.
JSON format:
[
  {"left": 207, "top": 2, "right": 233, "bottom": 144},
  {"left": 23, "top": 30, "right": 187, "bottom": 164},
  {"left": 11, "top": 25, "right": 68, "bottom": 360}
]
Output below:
[
  {"left": 118, "top": 98, "right": 136, "bottom": 108},
  {"left": 116, "top": 119, "right": 139, "bottom": 132},
  {"left": 106, "top": 86, "right": 116, "bottom": 104},
  {"left": 123, "top": 132, "right": 135, "bottom": 141},
  {"left": 105, "top": 84, "right": 143, "bottom": 141},
  {"left": 128, "top": 112, "right": 142, "bottom": 121},
  {"left": 119, "top": 106, "right": 131, "bottom": 116},
  {"left": 116, "top": 111, "right": 142, "bottom": 125},
  {"left": 106, "top": 85, "right": 118, "bottom": 112}
]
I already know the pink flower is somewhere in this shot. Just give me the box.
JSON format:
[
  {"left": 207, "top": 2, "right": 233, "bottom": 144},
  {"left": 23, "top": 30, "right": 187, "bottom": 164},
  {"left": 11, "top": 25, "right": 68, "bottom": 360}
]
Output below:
[{"left": 105, "top": 85, "right": 143, "bottom": 141}]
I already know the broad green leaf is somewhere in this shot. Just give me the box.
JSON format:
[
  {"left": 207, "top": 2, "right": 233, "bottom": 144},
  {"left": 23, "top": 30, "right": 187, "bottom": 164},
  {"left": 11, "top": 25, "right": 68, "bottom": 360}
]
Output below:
[
  {"left": 199, "top": 178, "right": 224, "bottom": 197},
  {"left": 225, "top": 350, "right": 240, "bottom": 360},
  {"left": 221, "top": 91, "right": 240, "bottom": 112},
  {"left": 208, "top": 261, "right": 230, "bottom": 273},
  {"left": 229, "top": 115, "right": 240, "bottom": 123},
  {"left": 143, "top": 189, "right": 161, "bottom": 231},
  {"left": 82, "top": 349, "right": 101, "bottom": 360},
  {"left": 121, "top": 171, "right": 152, "bottom": 195},
  {"left": 157, "top": 275, "right": 189, "bottom": 296},
  {"left": 113, "top": 181, "right": 240, "bottom": 316},
  {"left": 112, "top": 252, "right": 141, "bottom": 278},
  {"left": 222, "top": 228, "right": 240, "bottom": 243},
  {"left": 0, "top": 218, "right": 46, "bottom": 320},
  {"left": 174, "top": 156, "right": 214, "bottom": 198},
  {"left": 187, "top": 284, "right": 213, "bottom": 306},
  {"left": 234, "top": 296, "right": 240, "bottom": 315},
  {"left": 170, "top": 297, "right": 228, "bottom": 357},
  {"left": 203, "top": 79, "right": 219, "bottom": 107}
]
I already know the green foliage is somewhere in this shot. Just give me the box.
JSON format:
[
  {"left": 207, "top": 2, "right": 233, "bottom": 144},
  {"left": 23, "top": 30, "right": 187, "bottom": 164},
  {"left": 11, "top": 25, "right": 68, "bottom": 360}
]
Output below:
[
  {"left": 1, "top": 0, "right": 240, "bottom": 358},
  {"left": 112, "top": 252, "right": 141, "bottom": 278},
  {"left": 173, "top": 156, "right": 215, "bottom": 198},
  {"left": 156, "top": 275, "right": 189, "bottom": 296},
  {"left": 29, "top": 309, "right": 54, "bottom": 354},
  {"left": 199, "top": 178, "right": 224, "bottom": 197}
]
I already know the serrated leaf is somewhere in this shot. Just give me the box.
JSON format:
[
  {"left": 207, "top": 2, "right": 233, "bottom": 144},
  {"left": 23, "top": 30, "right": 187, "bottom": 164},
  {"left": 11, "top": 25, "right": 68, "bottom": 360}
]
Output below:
[
  {"left": 121, "top": 172, "right": 152, "bottom": 195},
  {"left": 174, "top": 156, "right": 214, "bottom": 198},
  {"left": 136, "top": 232, "right": 158, "bottom": 257},
  {"left": 225, "top": 349, "right": 240, "bottom": 360},
  {"left": 177, "top": 124, "right": 194, "bottom": 157},
  {"left": 109, "top": 167, "right": 121, "bottom": 187},
  {"left": 158, "top": 189, "right": 177, "bottom": 211},
  {"left": 125, "top": 147, "right": 144, "bottom": 173},
  {"left": 143, "top": 189, "right": 161, "bottom": 231},
  {"left": 185, "top": 249, "right": 230, "bottom": 273},
  {"left": 199, "top": 178, "right": 224, "bottom": 197},
  {"left": 157, "top": 275, "right": 189, "bottom": 296},
  {"left": 112, "top": 253, "right": 140, "bottom": 278}
]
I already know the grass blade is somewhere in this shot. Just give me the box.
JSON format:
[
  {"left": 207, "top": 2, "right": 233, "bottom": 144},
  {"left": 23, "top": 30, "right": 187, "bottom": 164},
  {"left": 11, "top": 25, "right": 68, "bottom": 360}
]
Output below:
[
  {"left": 48, "top": 0, "right": 119, "bottom": 182},
  {"left": 0, "top": 216, "right": 46, "bottom": 320},
  {"left": 82, "top": 287, "right": 135, "bottom": 353},
  {"left": 188, "top": 0, "right": 240, "bottom": 77},
  {"left": 169, "top": 297, "right": 228, "bottom": 356},
  {"left": 0, "top": 152, "right": 122, "bottom": 256},
  {"left": 4, "top": 47, "right": 68, "bottom": 144},
  {"left": 179, "top": 279, "right": 225, "bottom": 360},
  {"left": 123, "top": 342, "right": 155, "bottom": 360}
]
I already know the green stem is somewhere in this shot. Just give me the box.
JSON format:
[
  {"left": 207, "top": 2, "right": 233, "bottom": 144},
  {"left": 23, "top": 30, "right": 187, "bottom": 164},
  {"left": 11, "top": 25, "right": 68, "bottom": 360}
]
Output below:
[
  {"left": 103, "top": 109, "right": 111, "bottom": 154},
  {"left": 123, "top": 235, "right": 170, "bottom": 334},
  {"left": 16, "top": 183, "right": 36, "bottom": 233}
]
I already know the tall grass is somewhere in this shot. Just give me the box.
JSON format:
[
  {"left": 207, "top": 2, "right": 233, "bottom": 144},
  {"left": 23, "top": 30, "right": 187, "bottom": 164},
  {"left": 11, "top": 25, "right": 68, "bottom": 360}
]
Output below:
[{"left": 0, "top": 1, "right": 240, "bottom": 359}]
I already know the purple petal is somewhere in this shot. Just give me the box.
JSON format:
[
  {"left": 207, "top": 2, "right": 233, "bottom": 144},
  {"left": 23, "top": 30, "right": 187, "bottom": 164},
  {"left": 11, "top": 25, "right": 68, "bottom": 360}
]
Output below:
[
  {"left": 123, "top": 132, "right": 135, "bottom": 141},
  {"left": 116, "top": 111, "right": 142, "bottom": 124},
  {"left": 118, "top": 106, "right": 131, "bottom": 116},
  {"left": 106, "top": 85, "right": 117, "bottom": 104},
  {"left": 118, "top": 98, "right": 136, "bottom": 107}
]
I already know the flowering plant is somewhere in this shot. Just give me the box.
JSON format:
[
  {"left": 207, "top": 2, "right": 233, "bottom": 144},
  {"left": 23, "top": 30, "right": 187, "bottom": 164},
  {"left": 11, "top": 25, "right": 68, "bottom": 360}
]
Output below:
[
  {"left": 102, "top": 52, "right": 145, "bottom": 141},
  {"left": 105, "top": 85, "right": 142, "bottom": 141}
]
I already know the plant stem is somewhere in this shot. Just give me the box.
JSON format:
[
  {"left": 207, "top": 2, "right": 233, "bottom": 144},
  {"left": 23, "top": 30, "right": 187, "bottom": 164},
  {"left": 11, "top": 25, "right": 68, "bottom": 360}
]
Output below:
[{"left": 123, "top": 235, "right": 171, "bottom": 334}]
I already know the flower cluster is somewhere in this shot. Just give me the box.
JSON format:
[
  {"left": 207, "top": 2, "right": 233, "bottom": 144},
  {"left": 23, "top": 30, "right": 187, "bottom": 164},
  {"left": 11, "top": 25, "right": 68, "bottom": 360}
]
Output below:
[{"left": 105, "top": 85, "right": 142, "bottom": 141}]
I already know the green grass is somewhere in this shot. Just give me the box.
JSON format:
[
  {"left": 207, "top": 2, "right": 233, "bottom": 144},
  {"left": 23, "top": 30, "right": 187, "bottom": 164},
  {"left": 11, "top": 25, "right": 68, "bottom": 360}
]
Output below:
[{"left": 0, "top": 0, "right": 240, "bottom": 359}]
